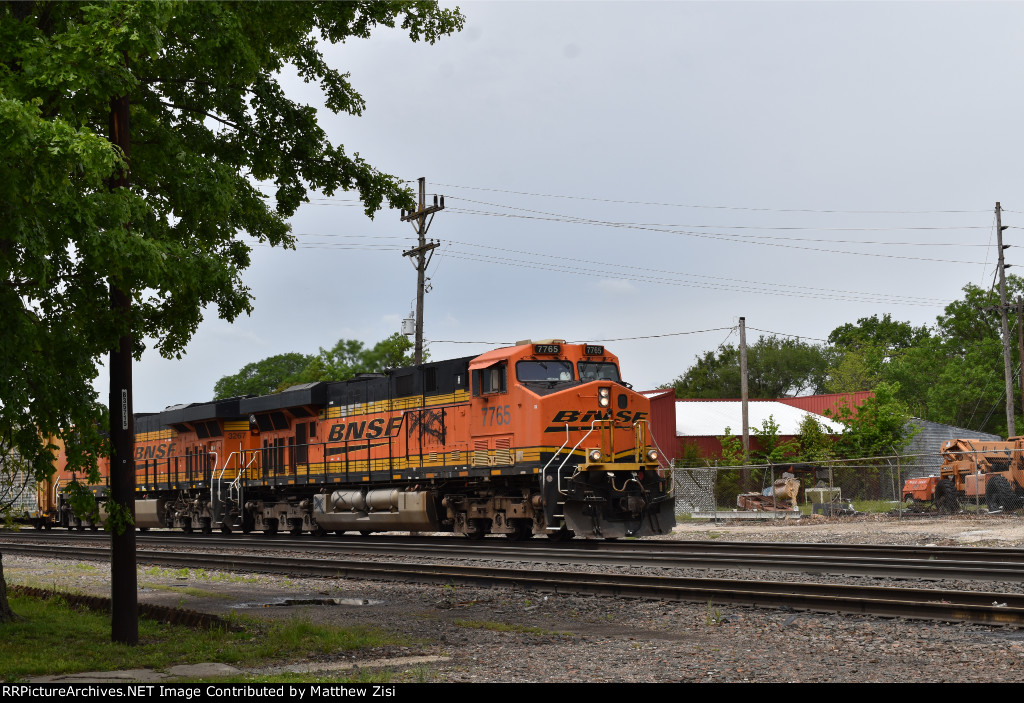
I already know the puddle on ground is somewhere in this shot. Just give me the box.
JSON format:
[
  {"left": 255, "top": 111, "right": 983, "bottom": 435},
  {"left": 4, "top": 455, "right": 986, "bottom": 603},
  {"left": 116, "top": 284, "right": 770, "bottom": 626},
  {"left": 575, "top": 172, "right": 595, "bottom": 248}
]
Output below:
[{"left": 233, "top": 597, "right": 383, "bottom": 609}]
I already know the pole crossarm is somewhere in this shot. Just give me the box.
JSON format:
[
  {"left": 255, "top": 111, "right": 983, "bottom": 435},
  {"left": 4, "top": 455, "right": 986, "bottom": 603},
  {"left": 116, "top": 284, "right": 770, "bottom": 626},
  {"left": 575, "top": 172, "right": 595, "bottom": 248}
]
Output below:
[{"left": 400, "top": 177, "right": 445, "bottom": 365}]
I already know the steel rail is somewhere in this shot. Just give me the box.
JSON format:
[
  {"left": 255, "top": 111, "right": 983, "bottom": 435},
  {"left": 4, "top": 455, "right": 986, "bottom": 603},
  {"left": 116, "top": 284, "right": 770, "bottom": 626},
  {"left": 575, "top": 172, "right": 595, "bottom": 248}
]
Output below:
[
  {"left": 5, "top": 542, "right": 1024, "bottom": 627},
  {"left": 9, "top": 532, "right": 1024, "bottom": 582},
  {"left": 39, "top": 529, "right": 1024, "bottom": 563}
]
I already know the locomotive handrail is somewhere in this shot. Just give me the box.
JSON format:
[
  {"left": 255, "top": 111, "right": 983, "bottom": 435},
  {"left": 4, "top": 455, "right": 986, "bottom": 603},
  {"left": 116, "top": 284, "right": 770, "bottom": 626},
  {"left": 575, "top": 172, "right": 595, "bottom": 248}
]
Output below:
[
  {"left": 233, "top": 449, "right": 261, "bottom": 486},
  {"left": 540, "top": 423, "right": 572, "bottom": 477},
  {"left": 211, "top": 450, "right": 243, "bottom": 514},
  {"left": 554, "top": 420, "right": 600, "bottom": 495},
  {"left": 634, "top": 418, "right": 673, "bottom": 497},
  {"left": 208, "top": 451, "right": 220, "bottom": 520}
]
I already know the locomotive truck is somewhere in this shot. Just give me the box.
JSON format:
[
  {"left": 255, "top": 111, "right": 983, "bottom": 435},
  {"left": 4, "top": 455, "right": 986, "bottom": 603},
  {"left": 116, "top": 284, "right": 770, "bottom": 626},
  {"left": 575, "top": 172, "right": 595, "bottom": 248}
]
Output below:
[{"left": 37, "top": 339, "right": 676, "bottom": 540}]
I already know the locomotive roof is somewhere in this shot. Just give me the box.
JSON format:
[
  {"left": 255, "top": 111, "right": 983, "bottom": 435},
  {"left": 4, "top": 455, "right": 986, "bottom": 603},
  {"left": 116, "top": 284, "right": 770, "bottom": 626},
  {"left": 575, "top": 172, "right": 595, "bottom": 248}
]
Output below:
[{"left": 239, "top": 382, "right": 327, "bottom": 414}]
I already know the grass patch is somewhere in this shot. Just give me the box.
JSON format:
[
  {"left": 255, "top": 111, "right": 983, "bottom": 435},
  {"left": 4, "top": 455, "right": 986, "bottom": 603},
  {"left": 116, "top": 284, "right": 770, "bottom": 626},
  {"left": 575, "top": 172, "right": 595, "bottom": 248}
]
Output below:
[
  {"left": 140, "top": 566, "right": 260, "bottom": 584},
  {"left": 453, "top": 619, "right": 564, "bottom": 636},
  {"left": 851, "top": 500, "right": 895, "bottom": 513},
  {"left": 0, "top": 594, "right": 418, "bottom": 681}
]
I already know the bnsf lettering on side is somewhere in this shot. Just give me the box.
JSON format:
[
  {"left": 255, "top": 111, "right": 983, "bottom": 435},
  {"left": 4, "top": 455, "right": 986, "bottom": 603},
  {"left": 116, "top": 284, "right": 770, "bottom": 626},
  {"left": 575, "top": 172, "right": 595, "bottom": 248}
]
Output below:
[
  {"left": 551, "top": 410, "right": 648, "bottom": 424},
  {"left": 134, "top": 443, "right": 176, "bottom": 460},
  {"left": 327, "top": 417, "right": 404, "bottom": 442}
]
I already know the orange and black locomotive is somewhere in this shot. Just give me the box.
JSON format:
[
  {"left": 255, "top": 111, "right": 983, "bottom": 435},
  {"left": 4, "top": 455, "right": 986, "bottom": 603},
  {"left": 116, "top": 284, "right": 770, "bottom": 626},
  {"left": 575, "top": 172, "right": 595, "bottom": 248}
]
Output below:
[{"left": 41, "top": 340, "right": 675, "bottom": 540}]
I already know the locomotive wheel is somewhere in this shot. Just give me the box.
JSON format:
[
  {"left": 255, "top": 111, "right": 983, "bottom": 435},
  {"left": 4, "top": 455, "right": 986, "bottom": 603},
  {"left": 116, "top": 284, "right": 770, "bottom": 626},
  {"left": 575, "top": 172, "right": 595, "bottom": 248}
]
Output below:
[
  {"left": 466, "top": 519, "right": 490, "bottom": 540},
  {"left": 934, "top": 479, "right": 960, "bottom": 514},
  {"left": 263, "top": 518, "right": 278, "bottom": 535},
  {"left": 986, "top": 475, "right": 1016, "bottom": 512},
  {"left": 505, "top": 520, "right": 533, "bottom": 541},
  {"left": 201, "top": 518, "right": 213, "bottom": 535},
  {"left": 220, "top": 523, "right": 232, "bottom": 534},
  {"left": 181, "top": 518, "right": 193, "bottom": 534},
  {"left": 359, "top": 530, "right": 373, "bottom": 536},
  {"left": 288, "top": 519, "right": 303, "bottom": 536},
  {"left": 335, "top": 530, "right": 347, "bottom": 536},
  {"left": 313, "top": 526, "right": 327, "bottom": 537}
]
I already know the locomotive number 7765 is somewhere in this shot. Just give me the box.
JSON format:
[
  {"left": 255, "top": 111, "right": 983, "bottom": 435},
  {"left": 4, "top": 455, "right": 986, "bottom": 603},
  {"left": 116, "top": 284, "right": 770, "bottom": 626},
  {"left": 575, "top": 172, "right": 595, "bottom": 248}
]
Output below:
[{"left": 482, "top": 404, "right": 512, "bottom": 426}]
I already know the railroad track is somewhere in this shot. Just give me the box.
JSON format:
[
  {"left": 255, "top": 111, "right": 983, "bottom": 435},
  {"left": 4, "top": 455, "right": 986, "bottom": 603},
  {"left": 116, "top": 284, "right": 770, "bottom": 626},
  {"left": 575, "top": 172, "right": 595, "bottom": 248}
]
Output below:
[
  {"left": 4, "top": 539, "right": 1024, "bottom": 627},
  {"left": 9, "top": 531, "right": 1024, "bottom": 582}
]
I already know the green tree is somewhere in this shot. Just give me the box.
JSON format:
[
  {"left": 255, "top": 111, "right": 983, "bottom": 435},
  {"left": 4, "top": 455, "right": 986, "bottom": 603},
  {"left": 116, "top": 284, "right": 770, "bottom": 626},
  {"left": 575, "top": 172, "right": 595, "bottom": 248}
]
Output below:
[
  {"left": 668, "top": 335, "right": 831, "bottom": 399},
  {"left": 752, "top": 415, "right": 799, "bottom": 464},
  {"left": 213, "top": 334, "right": 417, "bottom": 397},
  {"left": 299, "top": 333, "right": 416, "bottom": 382},
  {"left": 795, "top": 414, "right": 835, "bottom": 462},
  {"left": 826, "top": 382, "right": 917, "bottom": 459},
  {"left": 826, "top": 314, "right": 932, "bottom": 394},
  {"left": 0, "top": 0, "right": 462, "bottom": 624},
  {"left": 212, "top": 352, "right": 315, "bottom": 399},
  {"left": 831, "top": 281, "right": 1024, "bottom": 437}
]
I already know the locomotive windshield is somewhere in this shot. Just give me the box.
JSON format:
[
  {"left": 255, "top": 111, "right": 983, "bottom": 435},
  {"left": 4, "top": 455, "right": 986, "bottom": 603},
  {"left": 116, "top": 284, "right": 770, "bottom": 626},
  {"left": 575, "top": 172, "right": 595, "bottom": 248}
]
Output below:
[
  {"left": 577, "top": 362, "right": 621, "bottom": 382},
  {"left": 516, "top": 360, "right": 574, "bottom": 383}
]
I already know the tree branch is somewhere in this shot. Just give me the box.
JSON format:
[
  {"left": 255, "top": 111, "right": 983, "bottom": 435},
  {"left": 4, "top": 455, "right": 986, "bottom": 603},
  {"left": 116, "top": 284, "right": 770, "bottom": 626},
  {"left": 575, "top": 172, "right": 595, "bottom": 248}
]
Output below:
[{"left": 157, "top": 100, "right": 240, "bottom": 130}]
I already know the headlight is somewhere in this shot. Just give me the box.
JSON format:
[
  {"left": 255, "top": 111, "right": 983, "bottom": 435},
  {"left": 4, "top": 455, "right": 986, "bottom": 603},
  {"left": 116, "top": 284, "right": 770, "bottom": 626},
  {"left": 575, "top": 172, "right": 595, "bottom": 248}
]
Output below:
[
  {"left": 588, "top": 449, "right": 603, "bottom": 462},
  {"left": 599, "top": 387, "right": 610, "bottom": 407},
  {"left": 646, "top": 449, "right": 659, "bottom": 463}
]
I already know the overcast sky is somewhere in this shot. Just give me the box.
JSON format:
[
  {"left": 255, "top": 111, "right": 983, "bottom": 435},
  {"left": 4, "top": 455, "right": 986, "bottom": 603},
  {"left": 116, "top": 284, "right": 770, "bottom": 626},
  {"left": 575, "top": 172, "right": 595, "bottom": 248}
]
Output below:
[{"left": 102, "top": 1, "right": 1024, "bottom": 411}]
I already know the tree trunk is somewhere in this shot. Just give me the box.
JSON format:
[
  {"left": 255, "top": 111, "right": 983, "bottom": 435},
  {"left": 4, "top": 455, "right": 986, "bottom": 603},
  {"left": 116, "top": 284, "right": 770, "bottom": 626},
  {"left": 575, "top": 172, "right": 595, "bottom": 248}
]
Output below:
[{"left": 0, "top": 553, "right": 15, "bottom": 624}]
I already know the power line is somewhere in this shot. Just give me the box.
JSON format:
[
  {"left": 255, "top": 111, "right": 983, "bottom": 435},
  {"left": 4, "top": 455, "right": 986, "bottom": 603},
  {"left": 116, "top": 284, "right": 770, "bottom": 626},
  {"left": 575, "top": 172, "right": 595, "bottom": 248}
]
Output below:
[
  {"left": 261, "top": 233, "right": 950, "bottom": 307},
  {"left": 448, "top": 196, "right": 992, "bottom": 234},
  {"left": 442, "top": 207, "right": 994, "bottom": 264},
  {"left": 432, "top": 183, "right": 991, "bottom": 215},
  {"left": 426, "top": 326, "right": 736, "bottom": 346},
  {"left": 746, "top": 327, "right": 830, "bottom": 343}
]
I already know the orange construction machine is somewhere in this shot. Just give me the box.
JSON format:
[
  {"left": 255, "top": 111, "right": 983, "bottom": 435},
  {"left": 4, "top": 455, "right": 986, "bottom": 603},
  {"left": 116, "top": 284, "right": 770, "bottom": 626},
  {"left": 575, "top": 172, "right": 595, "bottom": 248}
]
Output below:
[{"left": 902, "top": 438, "right": 1024, "bottom": 512}]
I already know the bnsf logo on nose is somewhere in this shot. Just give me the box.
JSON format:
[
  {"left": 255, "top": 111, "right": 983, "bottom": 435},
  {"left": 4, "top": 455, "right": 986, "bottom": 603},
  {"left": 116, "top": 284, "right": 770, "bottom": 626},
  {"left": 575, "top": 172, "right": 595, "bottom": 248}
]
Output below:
[{"left": 551, "top": 410, "right": 648, "bottom": 424}]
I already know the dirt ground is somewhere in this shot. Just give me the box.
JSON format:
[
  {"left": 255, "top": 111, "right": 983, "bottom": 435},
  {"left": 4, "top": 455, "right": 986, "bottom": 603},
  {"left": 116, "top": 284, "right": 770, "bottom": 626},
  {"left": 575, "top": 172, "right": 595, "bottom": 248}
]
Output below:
[{"left": 667, "top": 511, "right": 1024, "bottom": 547}]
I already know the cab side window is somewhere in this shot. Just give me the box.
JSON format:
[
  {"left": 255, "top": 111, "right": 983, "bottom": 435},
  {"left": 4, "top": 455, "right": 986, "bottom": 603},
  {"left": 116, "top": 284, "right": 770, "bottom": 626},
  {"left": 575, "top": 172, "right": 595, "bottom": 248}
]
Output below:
[{"left": 473, "top": 363, "right": 507, "bottom": 396}]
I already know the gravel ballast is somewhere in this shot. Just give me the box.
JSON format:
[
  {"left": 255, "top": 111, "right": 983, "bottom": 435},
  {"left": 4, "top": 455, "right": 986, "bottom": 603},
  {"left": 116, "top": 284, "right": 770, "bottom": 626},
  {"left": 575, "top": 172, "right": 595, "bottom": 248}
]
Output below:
[{"left": 6, "top": 513, "right": 1024, "bottom": 683}]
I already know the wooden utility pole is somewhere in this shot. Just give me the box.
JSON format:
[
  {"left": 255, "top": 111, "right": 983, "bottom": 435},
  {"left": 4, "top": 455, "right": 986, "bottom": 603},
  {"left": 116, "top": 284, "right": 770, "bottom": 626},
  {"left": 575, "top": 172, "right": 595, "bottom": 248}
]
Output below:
[
  {"left": 996, "top": 202, "right": 1016, "bottom": 437},
  {"left": 739, "top": 317, "right": 749, "bottom": 464},
  {"left": 108, "top": 92, "right": 138, "bottom": 645},
  {"left": 1018, "top": 298, "right": 1024, "bottom": 420},
  {"left": 400, "top": 178, "right": 444, "bottom": 364}
]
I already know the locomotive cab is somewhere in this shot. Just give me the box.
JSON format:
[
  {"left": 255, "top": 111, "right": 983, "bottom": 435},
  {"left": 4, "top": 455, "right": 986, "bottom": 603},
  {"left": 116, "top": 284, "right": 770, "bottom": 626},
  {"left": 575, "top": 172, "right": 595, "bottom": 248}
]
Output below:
[{"left": 465, "top": 340, "right": 674, "bottom": 539}]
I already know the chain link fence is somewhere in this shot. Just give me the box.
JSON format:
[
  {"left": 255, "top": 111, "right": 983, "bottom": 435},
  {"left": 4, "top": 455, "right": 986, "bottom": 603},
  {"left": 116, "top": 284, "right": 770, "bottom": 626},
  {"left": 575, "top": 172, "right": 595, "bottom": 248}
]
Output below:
[
  {"left": 0, "top": 448, "right": 37, "bottom": 519},
  {"left": 669, "top": 449, "right": 1020, "bottom": 518}
]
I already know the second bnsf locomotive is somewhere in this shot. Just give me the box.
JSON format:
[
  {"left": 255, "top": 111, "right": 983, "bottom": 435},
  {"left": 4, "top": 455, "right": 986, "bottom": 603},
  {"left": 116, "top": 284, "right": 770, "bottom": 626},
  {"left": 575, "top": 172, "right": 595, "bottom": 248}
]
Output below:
[{"left": 45, "top": 340, "right": 675, "bottom": 540}]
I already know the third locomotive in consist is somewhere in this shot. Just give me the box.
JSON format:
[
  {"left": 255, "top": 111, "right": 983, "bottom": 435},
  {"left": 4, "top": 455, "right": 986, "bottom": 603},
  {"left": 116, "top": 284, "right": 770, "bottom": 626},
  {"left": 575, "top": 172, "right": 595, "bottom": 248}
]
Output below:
[{"left": 41, "top": 340, "right": 675, "bottom": 540}]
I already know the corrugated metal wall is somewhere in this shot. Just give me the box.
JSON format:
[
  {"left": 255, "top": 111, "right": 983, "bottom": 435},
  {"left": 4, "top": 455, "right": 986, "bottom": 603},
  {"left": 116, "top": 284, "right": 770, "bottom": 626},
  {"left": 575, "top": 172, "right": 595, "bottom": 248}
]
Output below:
[
  {"left": 899, "top": 419, "right": 1001, "bottom": 479},
  {"left": 776, "top": 391, "right": 874, "bottom": 417}
]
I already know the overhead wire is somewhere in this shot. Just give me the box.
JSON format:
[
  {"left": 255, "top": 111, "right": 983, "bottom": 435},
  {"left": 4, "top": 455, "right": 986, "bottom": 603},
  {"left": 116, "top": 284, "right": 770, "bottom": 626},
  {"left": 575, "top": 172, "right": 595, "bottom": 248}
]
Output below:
[
  {"left": 432, "top": 182, "right": 991, "bottom": 215},
  {"left": 448, "top": 196, "right": 992, "bottom": 236},
  {"left": 258, "top": 232, "right": 951, "bottom": 307},
  {"left": 441, "top": 206, "right": 991, "bottom": 265}
]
